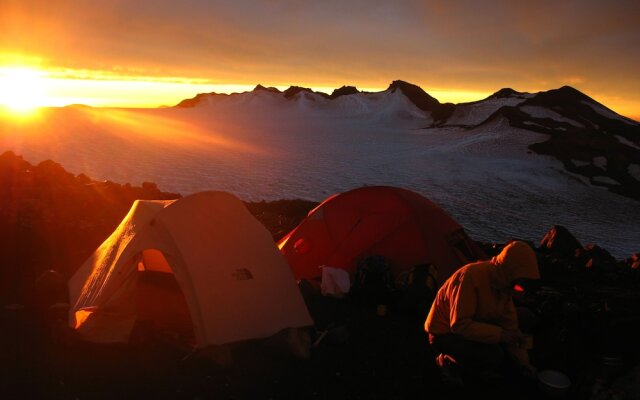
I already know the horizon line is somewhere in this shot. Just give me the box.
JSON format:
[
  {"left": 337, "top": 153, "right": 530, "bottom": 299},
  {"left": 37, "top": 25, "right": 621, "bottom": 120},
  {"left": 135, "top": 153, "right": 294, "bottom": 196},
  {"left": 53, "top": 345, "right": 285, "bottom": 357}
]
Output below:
[{"left": 0, "top": 67, "right": 638, "bottom": 120}]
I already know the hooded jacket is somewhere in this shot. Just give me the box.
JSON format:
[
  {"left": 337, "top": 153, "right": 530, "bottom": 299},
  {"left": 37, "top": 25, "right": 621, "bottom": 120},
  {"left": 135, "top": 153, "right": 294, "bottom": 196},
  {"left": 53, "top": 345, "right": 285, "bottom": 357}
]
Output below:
[{"left": 424, "top": 241, "right": 540, "bottom": 366}]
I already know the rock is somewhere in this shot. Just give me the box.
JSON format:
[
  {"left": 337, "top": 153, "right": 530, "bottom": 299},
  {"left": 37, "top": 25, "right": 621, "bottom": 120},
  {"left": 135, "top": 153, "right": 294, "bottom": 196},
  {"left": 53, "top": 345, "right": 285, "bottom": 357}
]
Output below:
[
  {"left": 539, "top": 225, "right": 583, "bottom": 257},
  {"left": 625, "top": 253, "right": 640, "bottom": 270},
  {"left": 329, "top": 86, "right": 359, "bottom": 99},
  {"left": 283, "top": 86, "right": 329, "bottom": 99},
  {"left": 578, "top": 244, "right": 617, "bottom": 270}
]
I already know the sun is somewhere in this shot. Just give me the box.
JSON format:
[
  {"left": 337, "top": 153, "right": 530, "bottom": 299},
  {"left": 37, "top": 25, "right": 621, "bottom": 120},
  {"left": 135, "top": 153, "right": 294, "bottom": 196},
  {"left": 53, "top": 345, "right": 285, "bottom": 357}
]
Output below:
[{"left": 0, "top": 67, "right": 48, "bottom": 113}]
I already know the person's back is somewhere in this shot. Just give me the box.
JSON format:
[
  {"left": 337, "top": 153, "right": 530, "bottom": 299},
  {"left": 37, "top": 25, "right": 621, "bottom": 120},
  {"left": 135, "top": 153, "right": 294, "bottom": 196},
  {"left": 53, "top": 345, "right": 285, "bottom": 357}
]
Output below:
[
  {"left": 425, "top": 241, "right": 540, "bottom": 385},
  {"left": 426, "top": 261, "right": 505, "bottom": 339}
]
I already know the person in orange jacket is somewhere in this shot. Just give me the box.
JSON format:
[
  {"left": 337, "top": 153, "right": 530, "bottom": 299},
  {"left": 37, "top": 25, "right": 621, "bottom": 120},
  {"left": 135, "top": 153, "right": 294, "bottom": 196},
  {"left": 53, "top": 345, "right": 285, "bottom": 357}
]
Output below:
[{"left": 425, "top": 240, "right": 540, "bottom": 384}]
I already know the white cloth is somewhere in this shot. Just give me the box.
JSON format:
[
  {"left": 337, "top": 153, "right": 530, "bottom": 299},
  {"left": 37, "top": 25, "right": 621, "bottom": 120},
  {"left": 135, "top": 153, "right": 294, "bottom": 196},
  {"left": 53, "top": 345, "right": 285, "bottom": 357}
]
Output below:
[{"left": 320, "top": 266, "right": 351, "bottom": 298}]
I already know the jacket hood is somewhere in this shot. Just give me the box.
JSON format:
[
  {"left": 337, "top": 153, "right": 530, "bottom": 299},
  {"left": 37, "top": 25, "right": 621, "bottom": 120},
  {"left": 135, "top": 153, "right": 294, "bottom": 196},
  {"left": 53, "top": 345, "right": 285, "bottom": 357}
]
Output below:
[{"left": 490, "top": 241, "right": 540, "bottom": 289}]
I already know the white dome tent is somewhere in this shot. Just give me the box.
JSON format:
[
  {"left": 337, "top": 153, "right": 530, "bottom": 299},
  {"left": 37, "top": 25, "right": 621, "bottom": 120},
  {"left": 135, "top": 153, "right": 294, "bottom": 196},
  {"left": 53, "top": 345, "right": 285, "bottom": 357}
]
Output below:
[{"left": 68, "top": 191, "right": 312, "bottom": 349}]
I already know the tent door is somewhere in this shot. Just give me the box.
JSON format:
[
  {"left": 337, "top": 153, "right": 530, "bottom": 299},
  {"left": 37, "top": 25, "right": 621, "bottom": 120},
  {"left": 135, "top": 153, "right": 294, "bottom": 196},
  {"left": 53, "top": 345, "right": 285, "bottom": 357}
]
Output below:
[{"left": 132, "top": 249, "right": 195, "bottom": 347}]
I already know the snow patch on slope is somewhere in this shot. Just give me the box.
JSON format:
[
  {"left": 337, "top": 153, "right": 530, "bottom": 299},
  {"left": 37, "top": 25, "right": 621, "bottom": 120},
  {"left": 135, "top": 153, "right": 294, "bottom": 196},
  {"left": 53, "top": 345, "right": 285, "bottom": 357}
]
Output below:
[
  {"left": 593, "top": 156, "right": 607, "bottom": 169},
  {"left": 629, "top": 164, "right": 640, "bottom": 180},
  {"left": 434, "top": 116, "right": 547, "bottom": 158},
  {"left": 571, "top": 159, "right": 590, "bottom": 167},
  {"left": 582, "top": 100, "right": 639, "bottom": 125},
  {"left": 446, "top": 97, "right": 526, "bottom": 126},
  {"left": 520, "top": 106, "right": 584, "bottom": 127},
  {"left": 615, "top": 135, "right": 640, "bottom": 150},
  {"left": 593, "top": 176, "right": 619, "bottom": 185},
  {"left": 522, "top": 121, "right": 549, "bottom": 129}
]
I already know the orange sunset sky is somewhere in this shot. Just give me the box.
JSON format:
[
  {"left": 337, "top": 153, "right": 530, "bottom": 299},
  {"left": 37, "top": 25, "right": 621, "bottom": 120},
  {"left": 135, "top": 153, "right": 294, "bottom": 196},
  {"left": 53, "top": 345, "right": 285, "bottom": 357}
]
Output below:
[{"left": 1, "top": 1, "right": 639, "bottom": 120}]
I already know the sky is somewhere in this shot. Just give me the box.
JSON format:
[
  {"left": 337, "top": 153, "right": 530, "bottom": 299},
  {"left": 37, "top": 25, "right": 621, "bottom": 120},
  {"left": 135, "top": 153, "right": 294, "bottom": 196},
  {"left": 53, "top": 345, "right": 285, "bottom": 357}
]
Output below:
[{"left": 1, "top": 0, "right": 639, "bottom": 119}]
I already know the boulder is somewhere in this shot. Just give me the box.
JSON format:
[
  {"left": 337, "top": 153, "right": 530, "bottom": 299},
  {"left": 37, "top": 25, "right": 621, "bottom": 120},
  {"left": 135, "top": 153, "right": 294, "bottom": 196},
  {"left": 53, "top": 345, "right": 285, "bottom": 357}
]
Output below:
[
  {"left": 539, "top": 225, "right": 583, "bottom": 257},
  {"left": 578, "top": 244, "right": 617, "bottom": 270},
  {"left": 626, "top": 253, "right": 640, "bottom": 270}
]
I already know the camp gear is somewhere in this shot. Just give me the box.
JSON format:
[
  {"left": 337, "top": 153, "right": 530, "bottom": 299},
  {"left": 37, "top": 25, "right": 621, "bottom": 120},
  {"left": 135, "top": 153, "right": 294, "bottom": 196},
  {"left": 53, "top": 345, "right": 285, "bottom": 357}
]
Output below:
[{"left": 537, "top": 369, "right": 571, "bottom": 397}]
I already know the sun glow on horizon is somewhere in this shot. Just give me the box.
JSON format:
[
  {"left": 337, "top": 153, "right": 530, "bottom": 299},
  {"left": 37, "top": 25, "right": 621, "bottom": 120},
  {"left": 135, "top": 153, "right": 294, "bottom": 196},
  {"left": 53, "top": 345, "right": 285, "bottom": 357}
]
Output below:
[
  {"left": 0, "top": 67, "right": 49, "bottom": 113},
  {"left": 0, "top": 63, "right": 637, "bottom": 121}
]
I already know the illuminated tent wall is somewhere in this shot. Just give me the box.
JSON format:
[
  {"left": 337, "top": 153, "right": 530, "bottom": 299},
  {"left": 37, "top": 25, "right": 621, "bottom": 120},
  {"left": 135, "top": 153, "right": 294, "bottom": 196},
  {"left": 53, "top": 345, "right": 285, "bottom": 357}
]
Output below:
[
  {"left": 68, "top": 191, "right": 312, "bottom": 347},
  {"left": 278, "top": 186, "right": 486, "bottom": 286}
]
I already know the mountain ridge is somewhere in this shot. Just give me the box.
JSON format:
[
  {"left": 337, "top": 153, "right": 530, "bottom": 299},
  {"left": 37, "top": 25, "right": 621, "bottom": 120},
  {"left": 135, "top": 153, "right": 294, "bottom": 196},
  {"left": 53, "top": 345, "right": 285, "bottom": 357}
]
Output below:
[
  {"left": 175, "top": 80, "right": 637, "bottom": 123},
  {"left": 175, "top": 80, "right": 640, "bottom": 201}
]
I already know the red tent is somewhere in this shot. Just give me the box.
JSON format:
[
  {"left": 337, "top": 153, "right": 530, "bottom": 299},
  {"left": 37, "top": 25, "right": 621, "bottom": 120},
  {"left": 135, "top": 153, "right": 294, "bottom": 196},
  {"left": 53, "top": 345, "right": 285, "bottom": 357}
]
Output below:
[{"left": 277, "top": 186, "right": 486, "bottom": 286}]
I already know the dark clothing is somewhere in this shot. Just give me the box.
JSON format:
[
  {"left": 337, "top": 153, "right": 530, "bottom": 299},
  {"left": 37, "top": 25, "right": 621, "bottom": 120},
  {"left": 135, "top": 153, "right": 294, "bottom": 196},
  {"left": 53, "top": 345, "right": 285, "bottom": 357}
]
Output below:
[{"left": 429, "top": 333, "right": 504, "bottom": 372}]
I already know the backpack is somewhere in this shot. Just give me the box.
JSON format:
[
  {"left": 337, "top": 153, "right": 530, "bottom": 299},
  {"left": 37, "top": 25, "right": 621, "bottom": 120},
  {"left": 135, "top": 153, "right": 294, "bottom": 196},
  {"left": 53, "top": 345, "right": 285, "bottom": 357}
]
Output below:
[
  {"left": 397, "top": 263, "right": 438, "bottom": 318},
  {"left": 350, "top": 255, "right": 395, "bottom": 305}
]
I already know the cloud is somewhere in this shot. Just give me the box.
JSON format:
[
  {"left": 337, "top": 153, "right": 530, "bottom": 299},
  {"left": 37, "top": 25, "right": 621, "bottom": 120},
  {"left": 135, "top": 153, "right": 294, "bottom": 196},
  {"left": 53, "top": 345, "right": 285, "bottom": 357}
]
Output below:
[{"left": 1, "top": 0, "right": 639, "bottom": 110}]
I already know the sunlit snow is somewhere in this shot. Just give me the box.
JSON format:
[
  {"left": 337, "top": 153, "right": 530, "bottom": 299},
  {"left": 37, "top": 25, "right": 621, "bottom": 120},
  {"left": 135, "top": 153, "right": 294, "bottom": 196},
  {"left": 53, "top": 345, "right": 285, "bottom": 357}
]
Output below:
[{"left": 1, "top": 90, "right": 638, "bottom": 258}]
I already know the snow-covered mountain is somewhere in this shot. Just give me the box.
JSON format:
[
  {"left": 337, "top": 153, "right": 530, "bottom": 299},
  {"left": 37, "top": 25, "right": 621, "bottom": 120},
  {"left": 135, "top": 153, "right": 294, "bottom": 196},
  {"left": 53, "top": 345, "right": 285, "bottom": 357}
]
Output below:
[
  {"left": 177, "top": 81, "right": 435, "bottom": 125},
  {"left": 1, "top": 81, "right": 638, "bottom": 257},
  {"left": 178, "top": 81, "right": 640, "bottom": 201},
  {"left": 443, "top": 86, "right": 640, "bottom": 200}
]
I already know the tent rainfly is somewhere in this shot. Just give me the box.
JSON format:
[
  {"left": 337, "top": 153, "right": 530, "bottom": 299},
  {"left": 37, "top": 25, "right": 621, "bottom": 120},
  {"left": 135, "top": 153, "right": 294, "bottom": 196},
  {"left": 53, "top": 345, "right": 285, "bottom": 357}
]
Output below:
[
  {"left": 278, "top": 186, "right": 486, "bottom": 286},
  {"left": 68, "top": 191, "right": 313, "bottom": 347}
]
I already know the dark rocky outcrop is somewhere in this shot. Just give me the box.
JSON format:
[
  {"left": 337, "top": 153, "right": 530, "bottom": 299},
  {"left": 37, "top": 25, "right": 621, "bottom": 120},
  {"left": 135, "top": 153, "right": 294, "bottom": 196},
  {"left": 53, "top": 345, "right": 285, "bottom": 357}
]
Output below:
[
  {"left": 253, "top": 84, "right": 281, "bottom": 94},
  {"left": 244, "top": 198, "right": 318, "bottom": 242},
  {"left": 387, "top": 80, "right": 440, "bottom": 110},
  {"left": 0, "top": 151, "right": 180, "bottom": 302},
  {"left": 387, "top": 80, "right": 455, "bottom": 122},
  {"left": 329, "top": 85, "right": 359, "bottom": 99},
  {"left": 491, "top": 88, "right": 522, "bottom": 99},
  {"left": 516, "top": 88, "right": 640, "bottom": 200},
  {"left": 579, "top": 244, "right": 617, "bottom": 270},
  {"left": 283, "top": 86, "right": 330, "bottom": 99},
  {"left": 536, "top": 225, "right": 639, "bottom": 288},
  {"left": 539, "top": 225, "right": 584, "bottom": 257}
]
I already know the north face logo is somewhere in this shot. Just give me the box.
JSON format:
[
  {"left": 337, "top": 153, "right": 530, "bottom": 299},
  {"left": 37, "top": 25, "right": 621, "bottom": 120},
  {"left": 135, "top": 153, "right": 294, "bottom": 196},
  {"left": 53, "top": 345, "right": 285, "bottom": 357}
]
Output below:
[{"left": 232, "top": 268, "right": 253, "bottom": 280}]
